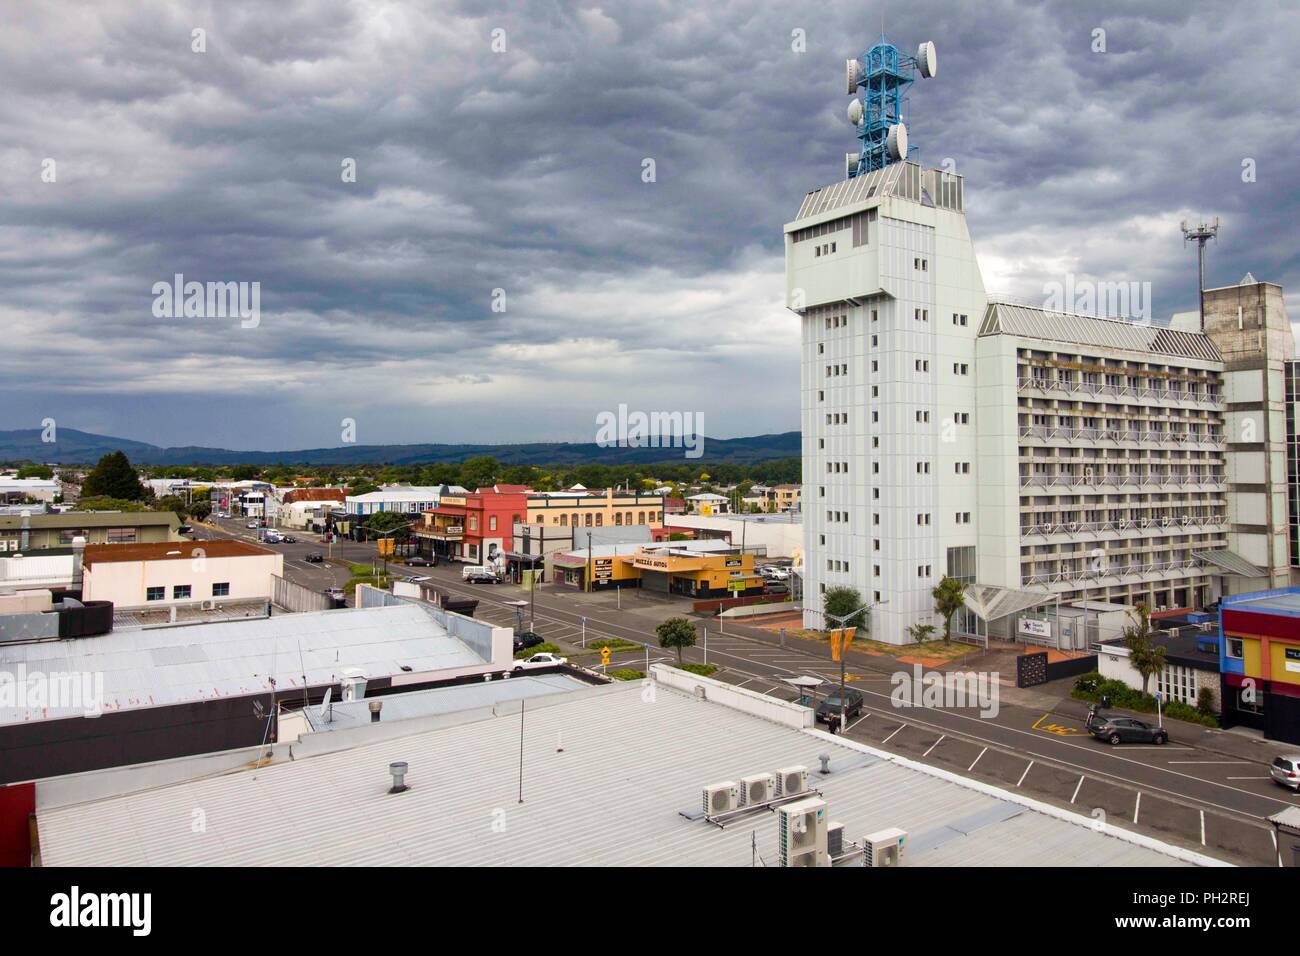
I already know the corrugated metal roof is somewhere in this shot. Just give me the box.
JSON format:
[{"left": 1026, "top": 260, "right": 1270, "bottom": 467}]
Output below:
[
  {"left": 0, "top": 603, "right": 486, "bottom": 726},
  {"left": 36, "top": 681, "right": 1197, "bottom": 867},
  {"left": 794, "top": 164, "right": 905, "bottom": 220},
  {"left": 1193, "top": 549, "right": 1265, "bottom": 578},
  {"left": 979, "top": 302, "right": 1221, "bottom": 363}
]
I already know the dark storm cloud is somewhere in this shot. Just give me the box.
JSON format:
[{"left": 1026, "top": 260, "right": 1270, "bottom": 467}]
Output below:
[{"left": 1, "top": 0, "right": 1296, "bottom": 449}]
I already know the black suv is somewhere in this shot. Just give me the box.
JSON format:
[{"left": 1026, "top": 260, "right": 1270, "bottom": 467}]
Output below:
[{"left": 815, "top": 688, "right": 864, "bottom": 723}]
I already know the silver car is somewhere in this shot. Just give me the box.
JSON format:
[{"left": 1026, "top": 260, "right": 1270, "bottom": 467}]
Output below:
[{"left": 1271, "top": 755, "right": 1300, "bottom": 791}]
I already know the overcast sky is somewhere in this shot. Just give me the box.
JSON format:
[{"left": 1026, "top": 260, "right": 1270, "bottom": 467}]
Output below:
[{"left": 2, "top": 0, "right": 1297, "bottom": 450}]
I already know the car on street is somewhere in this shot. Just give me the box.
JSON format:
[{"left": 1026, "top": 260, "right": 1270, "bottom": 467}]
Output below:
[
  {"left": 263, "top": 533, "right": 283, "bottom": 544},
  {"left": 246, "top": 522, "right": 260, "bottom": 529},
  {"left": 815, "top": 688, "right": 864, "bottom": 723},
  {"left": 764, "top": 581, "right": 790, "bottom": 595},
  {"left": 1271, "top": 755, "right": 1300, "bottom": 790},
  {"left": 513, "top": 652, "right": 567, "bottom": 673},
  {"left": 304, "top": 553, "right": 324, "bottom": 563},
  {"left": 280, "top": 535, "right": 297, "bottom": 543},
  {"left": 512, "top": 631, "right": 545, "bottom": 654},
  {"left": 405, "top": 555, "right": 437, "bottom": 567},
  {"left": 1090, "top": 716, "right": 1168, "bottom": 745},
  {"left": 464, "top": 567, "right": 501, "bottom": 584}
]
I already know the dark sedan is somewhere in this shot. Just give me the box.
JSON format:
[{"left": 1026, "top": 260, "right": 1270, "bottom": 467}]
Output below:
[
  {"left": 1090, "top": 716, "right": 1168, "bottom": 746},
  {"left": 405, "top": 555, "right": 437, "bottom": 567}
]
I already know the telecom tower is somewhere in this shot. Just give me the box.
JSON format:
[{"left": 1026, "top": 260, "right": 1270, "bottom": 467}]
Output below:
[
  {"left": 1181, "top": 217, "right": 1219, "bottom": 330},
  {"left": 844, "top": 37, "right": 936, "bottom": 179}
]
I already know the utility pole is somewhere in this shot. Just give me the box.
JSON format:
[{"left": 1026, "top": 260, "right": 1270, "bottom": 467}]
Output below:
[
  {"left": 824, "top": 599, "right": 887, "bottom": 734},
  {"left": 1181, "top": 217, "right": 1219, "bottom": 331}
]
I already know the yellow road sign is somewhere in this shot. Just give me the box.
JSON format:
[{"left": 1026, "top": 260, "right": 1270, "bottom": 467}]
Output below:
[{"left": 600, "top": 647, "right": 611, "bottom": 666}]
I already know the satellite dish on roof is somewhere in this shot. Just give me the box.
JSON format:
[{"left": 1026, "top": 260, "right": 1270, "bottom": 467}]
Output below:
[
  {"left": 847, "top": 99, "right": 864, "bottom": 126},
  {"left": 886, "top": 123, "right": 908, "bottom": 161},
  {"left": 845, "top": 58, "right": 861, "bottom": 95},
  {"left": 845, "top": 152, "right": 861, "bottom": 179},
  {"left": 916, "top": 41, "right": 937, "bottom": 78}
]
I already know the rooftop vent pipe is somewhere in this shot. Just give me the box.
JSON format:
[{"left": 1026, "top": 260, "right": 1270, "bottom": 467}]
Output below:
[
  {"left": 388, "top": 761, "right": 409, "bottom": 794},
  {"left": 819, "top": 753, "right": 831, "bottom": 775},
  {"left": 369, "top": 699, "right": 383, "bottom": 723}
]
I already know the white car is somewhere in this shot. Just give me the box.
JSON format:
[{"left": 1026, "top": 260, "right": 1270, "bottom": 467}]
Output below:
[
  {"left": 245, "top": 521, "right": 260, "bottom": 529},
  {"left": 513, "top": 652, "right": 567, "bottom": 673}
]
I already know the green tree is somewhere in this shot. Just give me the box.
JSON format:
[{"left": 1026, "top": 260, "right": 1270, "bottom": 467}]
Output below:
[
  {"left": 459, "top": 455, "right": 500, "bottom": 490},
  {"left": 16, "top": 463, "right": 53, "bottom": 480},
  {"left": 80, "top": 451, "right": 147, "bottom": 501},
  {"left": 156, "top": 495, "right": 189, "bottom": 519},
  {"left": 931, "top": 576, "right": 968, "bottom": 642},
  {"left": 228, "top": 464, "right": 261, "bottom": 482},
  {"left": 187, "top": 499, "right": 213, "bottom": 521},
  {"left": 656, "top": 616, "right": 697, "bottom": 665},
  {"left": 1123, "top": 604, "right": 1166, "bottom": 696},
  {"left": 823, "top": 585, "right": 867, "bottom": 630}
]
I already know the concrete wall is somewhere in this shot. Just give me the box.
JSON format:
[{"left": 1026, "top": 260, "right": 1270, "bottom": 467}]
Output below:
[
  {"left": 651, "top": 663, "right": 814, "bottom": 729},
  {"left": 83, "top": 551, "right": 284, "bottom": 607}
]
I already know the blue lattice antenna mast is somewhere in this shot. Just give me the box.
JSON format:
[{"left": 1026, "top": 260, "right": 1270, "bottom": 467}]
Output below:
[{"left": 844, "top": 36, "right": 937, "bottom": 179}]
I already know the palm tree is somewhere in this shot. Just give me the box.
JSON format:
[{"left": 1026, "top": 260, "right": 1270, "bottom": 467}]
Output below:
[{"left": 1123, "top": 603, "right": 1166, "bottom": 696}]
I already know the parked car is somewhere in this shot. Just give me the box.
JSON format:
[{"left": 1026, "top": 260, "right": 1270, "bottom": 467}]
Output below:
[
  {"left": 815, "top": 688, "right": 864, "bottom": 723},
  {"left": 464, "top": 566, "right": 500, "bottom": 584},
  {"left": 1271, "top": 755, "right": 1300, "bottom": 791},
  {"left": 406, "top": 555, "right": 437, "bottom": 567},
  {"left": 246, "top": 521, "right": 260, "bottom": 529},
  {"left": 263, "top": 533, "right": 283, "bottom": 544},
  {"left": 513, "top": 652, "right": 567, "bottom": 673},
  {"left": 1090, "top": 716, "right": 1168, "bottom": 745},
  {"left": 280, "top": 535, "right": 297, "bottom": 544},
  {"left": 304, "top": 553, "right": 324, "bottom": 563},
  {"left": 512, "top": 631, "right": 545, "bottom": 654},
  {"left": 765, "top": 581, "right": 790, "bottom": 595}
]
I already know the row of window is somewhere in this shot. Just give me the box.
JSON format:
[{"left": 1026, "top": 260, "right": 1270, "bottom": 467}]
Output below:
[
  {"left": 539, "top": 511, "right": 660, "bottom": 528},
  {"left": 146, "top": 583, "right": 229, "bottom": 601}
]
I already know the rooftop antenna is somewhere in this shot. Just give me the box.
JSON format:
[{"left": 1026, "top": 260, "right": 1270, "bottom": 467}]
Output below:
[
  {"left": 1181, "top": 217, "right": 1220, "bottom": 330},
  {"left": 843, "top": 31, "right": 938, "bottom": 178}
]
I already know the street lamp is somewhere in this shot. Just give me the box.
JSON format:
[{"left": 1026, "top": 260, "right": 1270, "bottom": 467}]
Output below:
[{"left": 823, "top": 599, "right": 888, "bottom": 734}]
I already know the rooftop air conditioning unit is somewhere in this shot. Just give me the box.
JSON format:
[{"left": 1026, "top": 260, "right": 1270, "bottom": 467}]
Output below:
[
  {"left": 776, "top": 765, "right": 810, "bottom": 797},
  {"left": 739, "top": 772, "right": 776, "bottom": 807},
  {"left": 778, "top": 797, "right": 829, "bottom": 867},
  {"left": 863, "top": 827, "right": 907, "bottom": 867},
  {"left": 827, "top": 820, "right": 845, "bottom": 858},
  {"left": 702, "top": 781, "right": 739, "bottom": 816}
]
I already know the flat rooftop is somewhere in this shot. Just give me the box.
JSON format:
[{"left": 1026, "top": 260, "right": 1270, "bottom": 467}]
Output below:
[
  {"left": 1225, "top": 589, "right": 1300, "bottom": 616},
  {"left": 0, "top": 602, "right": 486, "bottom": 726},
  {"left": 82, "top": 539, "right": 274, "bottom": 566},
  {"left": 35, "top": 674, "right": 1210, "bottom": 866}
]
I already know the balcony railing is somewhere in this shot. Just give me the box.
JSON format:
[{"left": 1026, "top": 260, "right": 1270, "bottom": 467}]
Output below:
[
  {"left": 1017, "top": 376, "right": 1220, "bottom": 405},
  {"left": 1020, "top": 514, "right": 1226, "bottom": 537},
  {"left": 417, "top": 524, "right": 464, "bottom": 540},
  {"left": 1019, "top": 472, "right": 1226, "bottom": 490},
  {"left": 1017, "top": 424, "right": 1224, "bottom": 445},
  {"left": 1021, "top": 557, "right": 1205, "bottom": 586}
]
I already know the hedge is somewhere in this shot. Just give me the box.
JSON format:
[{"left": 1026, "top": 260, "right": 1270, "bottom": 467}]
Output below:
[{"left": 1072, "top": 671, "right": 1218, "bottom": 727}]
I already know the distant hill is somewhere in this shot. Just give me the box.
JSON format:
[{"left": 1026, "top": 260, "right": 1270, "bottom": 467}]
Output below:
[{"left": 0, "top": 427, "right": 801, "bottom": 467}]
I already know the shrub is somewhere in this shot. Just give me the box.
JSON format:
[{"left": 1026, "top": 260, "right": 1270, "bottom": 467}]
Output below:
[
  {"left": 588, "top": 637, "right": 638, "bottom": 651},
  {"left": 1071, "top": 670, "right": 1218, "bottom": 727},
  {"left": 514, "top": 642, "right": 561, "bottom": 659},
  {"left": 674, "top": 663, "right": 718, "bottom": 677},
  {"left": 608, "top": 668, "right": 645, "bottom": 681}
]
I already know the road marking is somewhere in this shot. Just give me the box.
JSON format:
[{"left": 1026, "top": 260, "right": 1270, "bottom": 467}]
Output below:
[
  {"left": 1226, "top": 776, "right": 1270, "bottom": 780},
  {"left": 923, "top": 735, "right": 946, "bottom": 757},
  {"left": 845, "top": 713, "right": 870, "bottom": 734},
  {"left": 1200, "top": 810, "right": 1206, "bottom": 845},
  {"left": 1031, "top": 712, "right": 1086, "bottom": 736},
  {"left": 882, "top": 724, "right": 905, "bottom": 744},
  {"left": 968, "top": 748, "right": 987, "bottom": 772},
  {"left": 1070, "top": 775, "right": 1085, "bottom": 804},
  {"left": 1133, "top": 791, "right": 1141, "bottom": 824},
  {"left": 1016, "top": 761, "right": 1034, "bottom": 788},
  {"left": 1168, "top": 760, "right": 1252, "bottom": 765}
]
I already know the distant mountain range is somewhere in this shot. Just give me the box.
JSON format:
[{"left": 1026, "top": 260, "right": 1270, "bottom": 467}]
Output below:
[{"left": 0, "top": 427, "right": 801, "bottom": 467}]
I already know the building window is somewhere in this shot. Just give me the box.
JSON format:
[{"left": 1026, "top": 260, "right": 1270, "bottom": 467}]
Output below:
[
  {"left": 1225, "top": 638, "right": 1244, "bottom": 659},
  {"left": 146, "top": 586, "right": 165, "bottom": 602},
  {"left": 58, "top": 528, "right": 91, "bottom": 545},
  {"left": 106, "top": 527, "right": 137, "bottom": 544},
  {"left": 489, "top": 515, "right": 498, "bottom": 531},
  {"left": 212, "top": 582, "right": 230, "bottom": 597},
  {"left": 173, "top": 585, "right": 191, "bottom": 600}
]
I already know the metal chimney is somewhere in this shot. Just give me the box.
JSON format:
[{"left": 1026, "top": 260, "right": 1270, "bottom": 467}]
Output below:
[
  {"left": 70, "top": 535, "right": 86, "bottom": 592},
  {"left": 19, "top": 510, "right": 30, "bottom": 552},
  {"left": 388, "top": 761, "right": 409, "bottom": 794},
  {"left": 369, "top": 699, "right": 383, "bottom": 723}
]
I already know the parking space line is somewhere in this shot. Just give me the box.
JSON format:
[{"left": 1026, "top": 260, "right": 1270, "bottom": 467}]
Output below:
[
  {"left": 1226, "top": 776, "right": 1270, "bottom": 780},
  {"left": 1133, "top": 792, "right": 1141, "bottom": 824},
  {"left": 882, "top": 724, "right": 905, "bottom": 744},
  {"left": 923, "top": 735, "right": 946, "bottom": 757},
  {"left": 1016, "top": 761, "right": 1034, "bottom": 788},
  {"left": 845, "top": 713, "right": 870, "bottom": 734},
  {"left": 1168, "top": 760, "right": 1252, "bottom": 765},
  {"left": 968, "top": 748, "right": 987, "bottom": 772},
  {"left": 1200, "top": 810, "right": 1206, "bottom": 845},
  {"left": 1070, "top": 775, "right": 1085, "bottom": 804}
]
